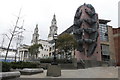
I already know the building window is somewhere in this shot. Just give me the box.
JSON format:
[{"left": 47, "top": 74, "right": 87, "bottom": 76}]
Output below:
[
  {"left": 24, "top": 51, "right": 28, "bottom": 57},
  {"left": 49, "top": 53, "right": 51, "bottom": 56},
  {"left": 101, "top": 44, "right": 110, "bottom": 61},
  {"left": 99, "top": 24, "right": 109, "bottom": 41},
  {"left": 101, "top": 44, "right": 109, "bottom": 55},
  {"left": 102, "top": 55, "right": 110, "bottom": 61},
  {"left": 49, "top": 47, "right": 51, "bottom": 51}
]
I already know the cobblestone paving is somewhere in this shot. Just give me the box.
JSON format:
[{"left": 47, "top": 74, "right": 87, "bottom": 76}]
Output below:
[{"left": 20, "top": 67, "right": 119, "bottom": 78}]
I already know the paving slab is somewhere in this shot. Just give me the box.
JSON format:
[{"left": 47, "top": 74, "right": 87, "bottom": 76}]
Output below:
[{"left": 20, "top": 67, "right": 119, "bottom": 78}]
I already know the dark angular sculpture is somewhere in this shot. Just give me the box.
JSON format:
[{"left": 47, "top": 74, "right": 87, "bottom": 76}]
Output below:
[{"left": 73, "top": 3, "right": 101, "bottom": 58}]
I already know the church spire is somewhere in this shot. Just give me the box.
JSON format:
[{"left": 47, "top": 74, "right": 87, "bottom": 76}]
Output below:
[
  {"left": 48, "top": 14, "right": 58, "bottom": 41},
  {"left": 52, "top": 14, "right": 56, "bottom": 22},
  {"left": 51, "top": 14, "right": 57, "bottom": 26},
  {"left": 31, "top": 24, "right": 39, "bottom": 44},
  {"left": 34, "top": 24, "right": 38, "bottom": 33}
]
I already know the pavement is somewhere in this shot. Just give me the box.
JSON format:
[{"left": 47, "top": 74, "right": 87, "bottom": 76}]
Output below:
[{"left": 20, "top": 66, "right": 119, "bottom": 78}]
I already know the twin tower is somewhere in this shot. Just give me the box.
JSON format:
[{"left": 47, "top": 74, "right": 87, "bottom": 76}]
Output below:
[{"left": 31, "top": 14, "right": 58, "bottom": 44}]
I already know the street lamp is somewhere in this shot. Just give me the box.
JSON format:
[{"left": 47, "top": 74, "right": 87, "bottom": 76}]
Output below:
[
  {"left": 47, "top": 33, "right": 61, "bottom": 77},
  {"left": 52, "top": 33, "right": 58, "bottom": 65}
]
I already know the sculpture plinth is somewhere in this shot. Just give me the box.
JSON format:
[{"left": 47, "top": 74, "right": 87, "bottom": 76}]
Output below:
[
  {"left": 73, "top": 3, "right": 101, "bottom": 61},
  {"left": 47, "top": 65, "right": 61, "bottom": 77}
]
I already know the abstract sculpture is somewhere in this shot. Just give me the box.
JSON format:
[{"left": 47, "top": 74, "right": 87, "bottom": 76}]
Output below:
[{"left": 73, "top": 3, "right": 101, "bottom": 60}]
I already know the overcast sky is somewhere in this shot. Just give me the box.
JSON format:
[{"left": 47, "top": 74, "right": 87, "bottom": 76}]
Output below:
[{"left": 0, "top": 0, "right": 119, "bottom": 48}]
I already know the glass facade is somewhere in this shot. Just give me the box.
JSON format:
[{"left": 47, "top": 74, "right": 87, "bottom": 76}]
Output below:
[
  {"left": 101, "top": 44, "right": 110, "bottom": 61},
  {"left": 99, "top": 23, "right": 110, "bottom": 61},
  {"left": 101, "top": 44, "right": 109, "bottom": 55},
  {"left": 99, "top": 24, "right": 108, "bottom": 41}
]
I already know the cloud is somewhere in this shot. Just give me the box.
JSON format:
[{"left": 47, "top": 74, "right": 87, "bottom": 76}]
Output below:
[{"left": 0, "top": 0, "right": 119, "bottom": 46}]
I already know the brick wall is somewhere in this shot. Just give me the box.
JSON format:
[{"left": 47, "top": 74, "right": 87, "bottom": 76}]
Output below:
[
  {"left": 113, "top": 28, "right": 120, "bottom": 66},
  {"left": 108, "top": 26, "right": 116, "bottom": 61}
]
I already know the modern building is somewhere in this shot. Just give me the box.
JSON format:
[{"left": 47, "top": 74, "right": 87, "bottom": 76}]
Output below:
[
  {"left": 113, "top": 27, "right": 120, "bottom": 66},
  {"left": 60, "top": 19, "right": 116, "bottom": 62},
  {"left": 0, "top": 47, "right": 19, "bottom": 62},
  {"left": 99, "top": 19, "right": 115, "bottom": 62}
]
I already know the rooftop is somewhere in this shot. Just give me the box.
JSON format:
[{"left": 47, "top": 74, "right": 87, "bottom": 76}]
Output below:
[
  {"left": 59, "top": 19, "right": 111, "bottom": 35},
  {"left": 99, "top": 19, "right": 111, "bottom": 24}
]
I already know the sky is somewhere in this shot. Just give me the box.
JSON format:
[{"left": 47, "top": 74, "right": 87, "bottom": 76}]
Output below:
[{"left": 0, "top": 0, "right": 119, "bottom": 48}]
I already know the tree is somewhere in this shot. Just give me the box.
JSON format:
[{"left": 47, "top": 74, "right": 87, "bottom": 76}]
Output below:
[
  {"left": 56, "top": 33, "right": 77, "bottom": 59},
  {"left": 28, "top": 44, "right": 43, "bottom": 59},
  {"left": 5, "top": 9, "right": 24, "bottom": 61}
]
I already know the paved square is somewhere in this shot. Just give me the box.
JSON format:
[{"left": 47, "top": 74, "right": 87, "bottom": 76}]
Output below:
[{"left": 20, "top": 67, "right": 118, "bottom": 78}]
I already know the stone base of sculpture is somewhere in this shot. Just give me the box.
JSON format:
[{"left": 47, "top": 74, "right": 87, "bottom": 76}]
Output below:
[{"left": 47, "top": 65, "right": 61, "bottom": 77}]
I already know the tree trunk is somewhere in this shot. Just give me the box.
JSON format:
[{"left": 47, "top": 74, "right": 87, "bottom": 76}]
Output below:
[
  {"left": 65, "top": 51, "right": 68, "bottom": 59},
  {"left": 36, "top": 54, "right": 37, "bottom": 59}
]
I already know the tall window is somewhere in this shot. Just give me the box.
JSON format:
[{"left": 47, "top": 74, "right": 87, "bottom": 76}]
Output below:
[
  {"left": 101, "top": 44, "right": 109, "bottom": 55},
  {"left": 101, "top": 44, "right": 110, "bottom": 61},
  {"left": 24, "top": 51, "right": 28, "bottom": 57},
  {"left": 99, "top": 24, "right": 108, "bottom": 41}
]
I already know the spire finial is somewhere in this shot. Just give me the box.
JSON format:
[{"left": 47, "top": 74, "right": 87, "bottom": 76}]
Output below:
[
  {"left": 54, "top": 14, "right": 56, "bottom": 19},
  {"left": 36, "top": 24, "right": 38, "bottom": 27},
  {"left": 52, "top": 13, "right": 56, "bottom": 21},
  {"left": 54, "top": 13, "right": 55, "bottom": 17},
  {"left": 35, "top": 24, "right": 38, "bottom": 29}
]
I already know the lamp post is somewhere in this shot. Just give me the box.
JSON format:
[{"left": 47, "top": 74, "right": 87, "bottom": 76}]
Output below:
[
  {"left": 52, "top": 33, "right": 58, "bottom": 65},
  {"left": 47, "top": 33, "right": 61, "bottom": 77}
]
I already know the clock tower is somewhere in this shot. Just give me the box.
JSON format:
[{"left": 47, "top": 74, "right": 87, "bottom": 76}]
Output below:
[{"left": 48, "top": 14, "right": 58, "bottom": 41}]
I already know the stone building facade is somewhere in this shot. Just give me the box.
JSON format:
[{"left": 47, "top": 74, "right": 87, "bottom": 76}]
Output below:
[
  {"left": 18, "top": 44, "right": 29, "bottom": 61},
  {"left": 37, "top": 39, "right": 54, "bottom": 59},
  {"left": 18, "top": 14, "right": 57, "bottom": 61}
]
